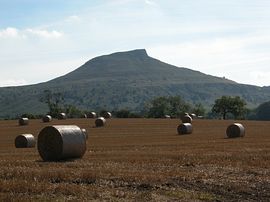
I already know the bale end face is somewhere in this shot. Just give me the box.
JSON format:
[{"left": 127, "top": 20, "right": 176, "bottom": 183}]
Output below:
[
  {"left": 101, "top": 112, "right": 112, "bottom": 119},
  {"left": 18, "top": 117, "right": 29, "bottom": 126},
  {"left": 95, "top": 117, "right": 106, "bottom": 127},
  {"left": 15, "top": 134, "right": 35, "bottom": 148},
  {"left": 87, "top": 112, "right": 97, "bottom": 118},
  {"left": 181, "top": 115, "right": 192, "bottom": 123},
  {"left": 190, "top": 113, "right": 196, "bottom": 119},
  {"left": 42, "top": 115, "right": 52, "bottom": 123},
  {"left": 226, "top": 123, "right": 245, "bottom": 138},
  {"left": 38, "top": 126, "right": 63, "bottom": 161},
  {"left": 58, "top": 113, "right": 67, "bottom": 120},
  {"left": 81, "top": 128, "right": 88, "bottom": 139},
  {"left": 81, "top": 114, "right": 87, "bottom": 118},
  {"left": 177, "top": 123, "right": 193, "bottom": 135}
]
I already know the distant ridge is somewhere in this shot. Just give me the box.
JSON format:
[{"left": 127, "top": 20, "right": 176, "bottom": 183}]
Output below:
[
  {"left": 50, "top": 49, "right": 235, "bottom": 84},
  {"left": 0, "top": 49, "right": 270, "bottom": 118}
]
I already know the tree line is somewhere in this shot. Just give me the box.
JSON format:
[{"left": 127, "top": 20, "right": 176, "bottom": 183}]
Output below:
[{"left": 18, "top": 89, "right": 270, "bottom": 120}]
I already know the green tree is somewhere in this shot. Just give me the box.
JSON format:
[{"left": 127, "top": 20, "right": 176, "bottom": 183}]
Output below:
[
  {"left": 40, "top": 90, "right": 64, "bottom": 117},
  {"left": 146, "top": 96, "right": 191, "bottom": 118},
  {"left": 255, "top": 101, "right": 270, "bottom": 120},
  {"left": 64, "top": 104, "right": 83, "bottom": 118},
  {"left": 168, "top": 96, "right": 191, "bottom": 118},
  {"left": 113, "top": 109, "right": 142, "bottom": 118},
  {"left": 146, "top": 97, "right": 170, "bottom": 118},
  {"left": 115, "top": 109, "right": 131, "bottom": 118},
  {"left": 193, "top": 103, "right": 206, "bottom": 116},
  {"left": 230, "top": 96, "right": 248, "bottom": 119},
  {"left": 212, "top": 96, "right": 247, "bottom": 119}
]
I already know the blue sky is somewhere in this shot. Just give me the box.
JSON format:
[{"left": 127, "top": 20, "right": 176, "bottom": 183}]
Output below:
[{"left": 1, "top": 0, "right": 270, "bottom": 86}]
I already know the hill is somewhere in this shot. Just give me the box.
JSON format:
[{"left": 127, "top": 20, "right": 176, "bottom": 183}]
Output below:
[{"left": 1, "top": 49, "right": 270, "bottom": 118}]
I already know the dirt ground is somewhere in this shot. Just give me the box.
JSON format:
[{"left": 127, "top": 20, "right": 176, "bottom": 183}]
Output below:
[{"left": 0, "top": 118, "right": 269, "bottom": 201}]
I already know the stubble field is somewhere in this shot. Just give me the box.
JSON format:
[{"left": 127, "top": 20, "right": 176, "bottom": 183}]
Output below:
[{"left": 0, "top": 118, "right": 269, "bottom": 201}]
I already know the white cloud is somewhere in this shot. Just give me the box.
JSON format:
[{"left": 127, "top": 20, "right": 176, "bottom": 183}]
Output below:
[
  {"left": 145, "top": 0, "right": 157, "bottom": 6},
  {"left": 0, "top": 27, "right": 19, "bottom": 38},
  {"left": 0, "top": 54, "right": 90, "bottom": 87},
  {"left": 249, "top": 71, "right": 270, "bottom": 87},
  {"left": 26, "top": 29, "right": 63, "bottom": 38},
  {"left": 148, "top": 33, "right": 270, "bottom": 86},
  {"left": 0, "top": 27, "right": 63, "bottom": 39}
]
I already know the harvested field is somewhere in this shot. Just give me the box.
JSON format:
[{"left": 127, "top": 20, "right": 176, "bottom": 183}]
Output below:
[{"left": 0, "top": 118, "right": 269, "bottom": 201}]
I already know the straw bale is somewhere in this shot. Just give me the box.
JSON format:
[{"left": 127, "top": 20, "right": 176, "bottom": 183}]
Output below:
[
  {"left": 15, "top": 134, "right": 35, "bottom": 148},
  {"left": 177, "top": 123, "right": 193, "bottom": 135},
  {"left": 37, "top": 125, "right": 87, "bottom": 161},
  {"left": 226, "top": 123, "right": 245, "bottom": 138},
  {"left": 95, "top": 117, "right": 106, "bottom": 127},
  {"left": 81, "top": 114, "right": 87, "bottom": 118},
  {"left": 101, "top": 111, "right": 112, "bottom": 119},
  {"left": 81, "top": 128, "right": 88, "bottom": 139},
  {"left": 189, "top": 113, "right": 196, "bottom": 119},
  {"left": 58, "top": 113, "right": 67, "bottom": 120},
  {"left": 181, "top": 115, "right": 192, "bottom": 123},
  {"left": 18, "top": 117, "right": 29, "bottom": 126},
  {"left": 87, "top": 112, "right": 97, "bottom": 118},
  {"left": 42, "top": 115, "right": 52, "bottom": 123}
]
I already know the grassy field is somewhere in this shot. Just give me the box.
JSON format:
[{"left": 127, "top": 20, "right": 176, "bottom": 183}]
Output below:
[{"left": 0, "top": 118, "right": 269, "bottom": 201}]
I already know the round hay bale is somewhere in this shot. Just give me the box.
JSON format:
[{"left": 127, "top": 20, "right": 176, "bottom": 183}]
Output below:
[
  {"left": 181, "top": 115, "right": 192, "bottom": 123},
  {"left": 58, "top": 113, "right": 67, "bottom": 120},
  {"left": 95, "top": 117, "right": 106, "bottom": 127},
  {"left": 81, "top": 114, "right": 87, "bottom": 118},
  {"left": 226, "top": 123, "right": 245, "bottom": 138},
  {"left": 101, "top": 111, "right": 112, "bottom": 119},
  {"left": 189, "top": 113, "right": 196, "bottom": 119},
  {"left": 42, "top": 115, "right": 52, "bottom": 123},
  {"left": 87, "top": 112, "right": 97, "bottom": 118},
  {"left": 15, "top": 134, "right": 35, "bottom": 148},
  {"left": 164, "top": 115, "right": 171, "bottom": 119},
  {"left": 81, "top": 128, "right": 88, "bottom": 139},
  {"left": 18, "top": 117, "right": 29, "bottom": 126},
  {"left": 177, "top": 123, "right": 193, "bottom": 135},
  {"left": 37, "top": 125, "right": 87, "bottom": 161}
]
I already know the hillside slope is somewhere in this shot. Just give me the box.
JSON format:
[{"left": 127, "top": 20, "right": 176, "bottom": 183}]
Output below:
[{"left": 0, "top": 49, "right": 270, "bottom": 118}]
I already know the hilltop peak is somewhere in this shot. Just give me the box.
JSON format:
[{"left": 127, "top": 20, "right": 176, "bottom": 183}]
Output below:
[
  {"left": 53, "top": 48, "right": 236, "bottom": 86},
  {"left": 114, "top": 49, "right": 148, "bottom": 55},
  {"left": 82, "top": 49, "right": 149, "bottom": 67},
  {"left": 105, "top": 49, "right": 148, "bottom": 59}
]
